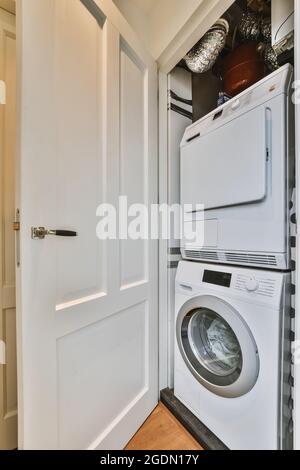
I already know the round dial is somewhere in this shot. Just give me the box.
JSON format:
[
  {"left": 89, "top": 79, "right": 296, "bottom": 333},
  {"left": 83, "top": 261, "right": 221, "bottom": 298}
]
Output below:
[{"left": 245, "top": 276, "right": 259, "bottom": 292}]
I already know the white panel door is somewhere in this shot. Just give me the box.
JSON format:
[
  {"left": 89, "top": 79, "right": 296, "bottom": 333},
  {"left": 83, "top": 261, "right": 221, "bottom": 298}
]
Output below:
[
  {"left": 17, "top": 0, "right": 158, "bottom": 450},
  {"left": 0, "top": 6, "right": 17, "bottom": 450}
]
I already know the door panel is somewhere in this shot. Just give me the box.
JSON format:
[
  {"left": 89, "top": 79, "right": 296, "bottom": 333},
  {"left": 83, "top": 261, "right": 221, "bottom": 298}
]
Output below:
[
  {"left": 55, "top": 0, "right": 106, "bottom": 306},
  {"left": 17, "top": 0, "right": 158, "bottom": 450},
  {"left": 57, "top": 302, "right": 148, "bottom": 450},
  {"left": 120, "top": 42, "right": 147, "bottom": 288},
  {"left": 0, "top": 6, "right": 17, "bottom": 450}
]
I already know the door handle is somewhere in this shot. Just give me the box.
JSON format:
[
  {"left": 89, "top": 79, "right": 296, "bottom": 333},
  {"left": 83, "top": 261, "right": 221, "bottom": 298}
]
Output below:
[{"left": 31, "top": 227, "right": 77, "bottom": 240}]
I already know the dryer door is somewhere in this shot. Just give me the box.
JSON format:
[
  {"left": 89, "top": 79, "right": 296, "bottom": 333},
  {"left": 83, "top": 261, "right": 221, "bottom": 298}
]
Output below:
[
  {"left": 181, "top": 105, "right": 268, "bottom": 211},
  {"left": 176, "top": 295, "right": 260, "bottom": 398}
]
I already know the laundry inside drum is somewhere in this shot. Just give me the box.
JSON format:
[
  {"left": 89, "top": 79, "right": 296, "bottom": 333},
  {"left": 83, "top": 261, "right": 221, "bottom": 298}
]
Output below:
[{"left": 188, "top": 309, "right": 243, "bottom": 377}]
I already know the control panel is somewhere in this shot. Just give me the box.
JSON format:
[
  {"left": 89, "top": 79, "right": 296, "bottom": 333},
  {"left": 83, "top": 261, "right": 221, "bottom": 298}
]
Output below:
[
  {"left": 182, "top": 64, "right": 292, "bottom": 147},
  {"left": 234, "top": 274, "right": 277, "bottom": 298}
]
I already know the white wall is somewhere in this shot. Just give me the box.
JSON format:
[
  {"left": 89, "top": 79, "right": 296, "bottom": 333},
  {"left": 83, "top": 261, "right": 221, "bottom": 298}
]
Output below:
[
  {"left": 167, "top": 67, "right": 192, "bottom": 388},
  {"left": 148, "top": 0, "right": 204, "bottom": 59}
]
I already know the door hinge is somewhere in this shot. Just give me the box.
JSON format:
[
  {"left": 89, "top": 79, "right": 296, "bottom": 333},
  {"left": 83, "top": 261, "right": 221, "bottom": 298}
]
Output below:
[
  {"left": 0, "top": 80, "right": 6, "bottom": 105},
  {"left": 14, "top": 209, "right": 20, "bottom": 267},
  {"left": 0, "top": 340, "right": 6, "bottom": 365}
]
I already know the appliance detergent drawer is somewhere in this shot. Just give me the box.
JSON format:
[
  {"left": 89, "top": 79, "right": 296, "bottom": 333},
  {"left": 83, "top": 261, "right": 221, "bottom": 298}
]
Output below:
[{"left": 181, "top": 106, "right": 269, "bottom": 211}]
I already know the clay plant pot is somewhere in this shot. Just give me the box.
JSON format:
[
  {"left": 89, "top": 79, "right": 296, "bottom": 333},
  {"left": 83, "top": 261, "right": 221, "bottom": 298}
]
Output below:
[{"left": 222, "top": 42, "right": 265, "bottom": 97}]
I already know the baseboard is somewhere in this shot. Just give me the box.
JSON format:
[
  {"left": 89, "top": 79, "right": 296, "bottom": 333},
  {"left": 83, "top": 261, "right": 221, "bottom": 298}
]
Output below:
[{"left": 160, "top": 388, "right": 228, "bottom": 451}]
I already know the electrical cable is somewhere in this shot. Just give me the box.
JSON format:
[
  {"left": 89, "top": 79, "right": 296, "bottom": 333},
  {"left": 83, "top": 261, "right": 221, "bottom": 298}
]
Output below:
[{"left": 274, "top": 11, "right": 294, "bottom": 43}]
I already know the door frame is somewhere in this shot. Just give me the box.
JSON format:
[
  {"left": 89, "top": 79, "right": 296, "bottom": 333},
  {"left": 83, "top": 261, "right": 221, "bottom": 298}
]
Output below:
[
  {"left": 0, "top": 3, "right": 17, "bottom": 450},
  {"left": 294, "top": 0, "right": 300, "bottom": 451},
  {"left": 158, "top": 0, "right": 235, "bottom": 391}
]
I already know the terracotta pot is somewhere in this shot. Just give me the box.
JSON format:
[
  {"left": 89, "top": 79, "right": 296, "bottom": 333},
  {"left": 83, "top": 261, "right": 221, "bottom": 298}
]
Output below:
[{"left": 222, "top": 42, "right": 265, "bottom": 97}]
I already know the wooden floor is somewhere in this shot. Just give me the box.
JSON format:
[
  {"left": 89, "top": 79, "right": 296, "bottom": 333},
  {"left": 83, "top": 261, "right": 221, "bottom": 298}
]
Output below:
[{"left": 125, "top": 403, "right": 203, "bottom": 451}]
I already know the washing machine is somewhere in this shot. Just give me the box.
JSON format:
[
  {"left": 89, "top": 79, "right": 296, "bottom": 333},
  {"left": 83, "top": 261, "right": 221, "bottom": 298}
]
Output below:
[{"left": 174, "top": 261, "right": 292, "bottom": 450}]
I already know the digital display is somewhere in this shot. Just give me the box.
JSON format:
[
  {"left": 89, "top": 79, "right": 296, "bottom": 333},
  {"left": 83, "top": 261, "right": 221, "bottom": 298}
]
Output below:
[{"left": 203, "top": 270, "right": 232, "bottom": 288}]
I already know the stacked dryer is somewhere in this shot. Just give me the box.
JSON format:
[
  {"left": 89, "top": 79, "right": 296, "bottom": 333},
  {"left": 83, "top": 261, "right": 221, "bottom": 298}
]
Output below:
[{"left": 175, "top": 64, "right": 294, "bottom": 450}]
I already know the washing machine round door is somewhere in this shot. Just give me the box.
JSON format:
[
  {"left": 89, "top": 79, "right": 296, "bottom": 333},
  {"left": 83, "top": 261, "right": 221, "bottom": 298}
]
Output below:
[{"left": 176, "top": 296, "right": 259, "bottom": 398}]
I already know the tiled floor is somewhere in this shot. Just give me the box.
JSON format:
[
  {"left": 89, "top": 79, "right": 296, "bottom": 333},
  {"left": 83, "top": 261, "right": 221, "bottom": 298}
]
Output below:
[{"left": 125, "top": 403, "right": 203, "bottom": 451}]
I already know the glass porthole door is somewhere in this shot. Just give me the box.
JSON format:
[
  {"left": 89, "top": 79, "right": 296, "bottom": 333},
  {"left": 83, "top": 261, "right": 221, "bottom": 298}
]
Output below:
[{"left": 176, "top": 296, "right": 260, "bottom": 398}]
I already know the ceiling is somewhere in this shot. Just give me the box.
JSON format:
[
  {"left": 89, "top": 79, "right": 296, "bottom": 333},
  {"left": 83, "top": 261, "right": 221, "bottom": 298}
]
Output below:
[{"left": 130, "top": 0, "right": 157, "bottom": 14}]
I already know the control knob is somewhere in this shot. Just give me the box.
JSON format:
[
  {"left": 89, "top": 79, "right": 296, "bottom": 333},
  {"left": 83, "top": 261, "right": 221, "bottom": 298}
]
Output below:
[{"left": 245, "top": 276, "right": 259, "bottom": 292}]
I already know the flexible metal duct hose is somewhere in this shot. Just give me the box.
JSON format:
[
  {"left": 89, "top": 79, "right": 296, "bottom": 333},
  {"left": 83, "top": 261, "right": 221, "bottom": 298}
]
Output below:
[{"left": 184, "top": 19, "right": 229, "bottom": 74}]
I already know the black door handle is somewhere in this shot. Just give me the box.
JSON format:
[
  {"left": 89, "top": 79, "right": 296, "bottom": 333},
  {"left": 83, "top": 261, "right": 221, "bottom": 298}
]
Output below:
[
  {"left": 53, "top": 230, "right": 77, "bottom": 237},
  {"left": 32, "top": 227, "right": 78, "bottom": 239}
]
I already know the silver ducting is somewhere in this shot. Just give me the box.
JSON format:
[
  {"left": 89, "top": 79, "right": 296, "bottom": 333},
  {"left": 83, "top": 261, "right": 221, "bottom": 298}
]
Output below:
[
  {"left": 184, "top": 19, "right": 229, "bottom": 74},
  {"left": 264, "top": 45, "right": 279, "bottom": 71},
  {"left": 239, "top": 12, "right": 261, "bottom": 41},
  {"left": 261, "top": 17, "right": 271, "bottom": 42}
]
